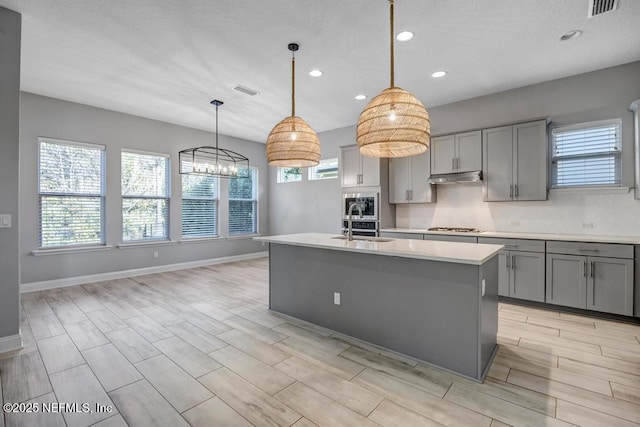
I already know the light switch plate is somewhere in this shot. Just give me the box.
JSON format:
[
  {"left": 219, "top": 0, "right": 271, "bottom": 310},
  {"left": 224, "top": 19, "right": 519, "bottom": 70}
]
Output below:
[{"left": 0, "top": 214, "right": 11, "bottom": 228}]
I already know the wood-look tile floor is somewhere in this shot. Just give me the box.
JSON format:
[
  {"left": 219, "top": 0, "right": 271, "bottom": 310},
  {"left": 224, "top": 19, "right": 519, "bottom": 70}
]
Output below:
[{"left": 2, "top": 257, "right": 640, "bottom": 426}]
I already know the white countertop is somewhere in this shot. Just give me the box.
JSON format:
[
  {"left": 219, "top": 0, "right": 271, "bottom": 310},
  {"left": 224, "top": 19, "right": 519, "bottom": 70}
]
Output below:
[
  {"left": 381, "top": 228, "right": 640, "bottom": 245},
  {"left": 254, "top": 233, "right": 503, "bottom": 265}
]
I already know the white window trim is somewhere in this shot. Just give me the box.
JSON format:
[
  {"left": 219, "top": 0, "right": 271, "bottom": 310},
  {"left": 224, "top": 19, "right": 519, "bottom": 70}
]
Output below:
[
  {"left": 181, "top": 174, "right": 220, "bottom": 239},
  {"left": 121, "top": 150, "right": 171, "bottom": 242},
  {"left": 38, "top": 137, "right": 106, "bottom": 249},
  {"left": 228, "top": 166, "right": 259, "bottom": 236},
  {"left": 550, "top": 118, "right": 622, "bottom": 189},
  {"left": 116, "top": 240, "right": 177, "bottom": 249}
]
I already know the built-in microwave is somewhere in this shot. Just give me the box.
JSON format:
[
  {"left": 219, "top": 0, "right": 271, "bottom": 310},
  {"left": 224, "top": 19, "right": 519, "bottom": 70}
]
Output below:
[{"left": 342, "top": 192, "right": 378, "bottom": 220}]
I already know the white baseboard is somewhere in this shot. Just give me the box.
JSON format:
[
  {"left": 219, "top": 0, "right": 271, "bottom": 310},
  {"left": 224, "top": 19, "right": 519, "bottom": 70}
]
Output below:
[
  {"left": 0, "top": 333, "right": 22, "bottom": 354},
  {"left": 21, "top": 251, "right": 269, "bottom": 293}
]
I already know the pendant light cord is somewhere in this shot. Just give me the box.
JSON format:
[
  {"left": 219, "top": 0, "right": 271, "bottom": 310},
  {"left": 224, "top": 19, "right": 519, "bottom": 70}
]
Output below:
[
  {"left": 215, "top": 103, "right": 219, "bottom": 164},
  {"left": 291, "top": 51, "right": 296, "bottom": 117},
  {"left": 390, "top": 0, "right": 394, "bottom": 88}
]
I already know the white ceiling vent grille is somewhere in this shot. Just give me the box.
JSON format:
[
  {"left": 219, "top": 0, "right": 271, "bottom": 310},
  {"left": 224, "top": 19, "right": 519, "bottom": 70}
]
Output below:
[
  {"left": 588, "top": 0, "right": 619, "bottom": 17},
  {"left": 234, "top": 85, "right": 260, "bottom": 96}
]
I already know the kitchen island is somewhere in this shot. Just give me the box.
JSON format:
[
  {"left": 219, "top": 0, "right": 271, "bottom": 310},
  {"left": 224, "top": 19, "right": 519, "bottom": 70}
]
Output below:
[{"left": 255, "top": 233, "right": 503, "bottom": 381}]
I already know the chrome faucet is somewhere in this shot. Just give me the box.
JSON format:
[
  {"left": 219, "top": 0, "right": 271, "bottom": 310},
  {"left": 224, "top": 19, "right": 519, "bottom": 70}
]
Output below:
[{"left": 347, "top": 203, "right": 363, "bottom": 241}]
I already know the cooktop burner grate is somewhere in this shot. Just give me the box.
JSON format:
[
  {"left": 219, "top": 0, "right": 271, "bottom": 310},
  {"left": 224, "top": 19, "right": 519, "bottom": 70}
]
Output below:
[{"left": 427, "top": 227, "right": 481, "bottom": 233}]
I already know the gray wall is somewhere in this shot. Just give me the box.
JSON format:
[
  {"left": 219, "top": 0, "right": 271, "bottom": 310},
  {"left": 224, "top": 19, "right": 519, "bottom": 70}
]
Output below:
[
  {"left": 20, "top": 93, "right": 269, "bottom": 284},
  {"left": 268, "top": 125, "right": 351, "bottom": 235},
  {"left": 271, "top": 61, "right": 640, "bottom": 236},
  {"left": 0, "top": 7, "right": 21, "bottom": 339}
]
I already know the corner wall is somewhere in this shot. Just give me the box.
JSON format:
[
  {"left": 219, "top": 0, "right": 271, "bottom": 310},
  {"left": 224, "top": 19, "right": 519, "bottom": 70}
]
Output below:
[
  {"left": 20, "top": 93, "right": 269, "bottom": 285},
  {"left": 398, "top": 61, "right": 640, "bottom": 235},
  {"left": 0, "top": 7, "right": 21, "bottom": 343}
]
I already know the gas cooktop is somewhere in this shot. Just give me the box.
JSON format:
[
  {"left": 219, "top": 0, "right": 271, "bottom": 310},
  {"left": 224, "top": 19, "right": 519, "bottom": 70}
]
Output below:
[{"left": 427, "top": 227, "right": 481, "bottom": 233}]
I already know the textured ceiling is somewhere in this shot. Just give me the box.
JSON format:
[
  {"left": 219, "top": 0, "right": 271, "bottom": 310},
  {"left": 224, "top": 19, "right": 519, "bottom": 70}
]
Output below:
[{"left": 1, "top": 0, "right": 639, "bottom": 143}]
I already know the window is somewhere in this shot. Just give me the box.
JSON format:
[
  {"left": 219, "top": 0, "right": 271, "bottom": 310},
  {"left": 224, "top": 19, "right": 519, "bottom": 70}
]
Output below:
[
  {"left": 277, "top": 167, "right": 302, "bottom": 183},
  {"left": 121, "top": 150, "right": 170, "bottom": 241},
  {"left": 551, "top": 119, "right": 622, "bottom": 188},
  {"left": 229, "top": 167, "right": 258, "bottom": 235},
  {"left": 38, "top": 138, "right": 105, "bottom": 248},
  {"left": 308, "top": 158, "right": 339, "bottom": 180},
  {"left": 182, "top": 174, "right": 219, "bottom": 238}
]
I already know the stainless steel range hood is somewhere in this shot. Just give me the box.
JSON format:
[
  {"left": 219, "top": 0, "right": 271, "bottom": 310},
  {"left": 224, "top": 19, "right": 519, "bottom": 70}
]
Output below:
[{"left": 428, "top": 171, "right": 482, "bottom": 184}]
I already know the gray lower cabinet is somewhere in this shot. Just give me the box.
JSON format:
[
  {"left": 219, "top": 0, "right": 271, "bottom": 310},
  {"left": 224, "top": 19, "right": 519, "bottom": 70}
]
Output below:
[
  {"left": 479, "top": 237, "right": 545, "bottom": 301},
  {"left": 546, "top": 241, "right": 634, "bottom": 316}
]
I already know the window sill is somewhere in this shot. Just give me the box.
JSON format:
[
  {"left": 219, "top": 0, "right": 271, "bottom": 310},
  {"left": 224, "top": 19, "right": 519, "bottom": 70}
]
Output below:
[
  {"left": 550, "top": 186, "right": 630, "bottom": 195},
  {"left": 116, "top": 240, "right": 177, "bottom": 249},
  {"left": 32, "top": 245, "right": 113, "bottom": 256},
  {"left": 226, "top": 234, "right": 261, "bottom": 241},
  {"left": 179, "top": 237, "right": 225, "bottom": 244}
]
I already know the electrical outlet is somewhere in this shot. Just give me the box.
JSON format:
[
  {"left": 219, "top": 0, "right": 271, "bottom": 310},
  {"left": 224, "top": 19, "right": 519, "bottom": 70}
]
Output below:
[
  {"left": 333, "top": 292, "right": 341, "bottom": 306},
  {"left": 581, "top": 222, "right": 594, "bottom": 229},
  {"left": 510, "top": 220, "right": 520, "bottom": 228},
  {"left": 153, "top": 251, "right": 159, "bottom": 259},
  {"left": 0, "top": 214, "right": 11, "bottom": 228}
]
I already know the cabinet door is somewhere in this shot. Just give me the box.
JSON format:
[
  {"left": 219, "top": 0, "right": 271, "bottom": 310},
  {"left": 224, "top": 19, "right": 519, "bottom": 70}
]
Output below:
[
  {"left": 546, "top": 254, "right": 586, "bottom": 309},
  {"left": 388, "top": 157, "right": 410, "bottom": 203},
  {"left": 587, "top": 257, "right": 634, "bottom": 316},
  {"left": 510, "top": 251, "right": 545, "bottom": 302},
  {"left": 430, "top": 135, "right": 455, "bottom": 175},
  {"left": 498, "top": 251, "right": 510, "bottom": 296},
  {"left": 341, "top": 146, "right": 360, "bottom": 187},
  {"left": 514, "top": 120, "right": 547, "bottom": 201},
  {"left": 409, "top": 150, "right": 435, "bottom": 203},
  {"left": 455, "top": 130, "right": 482, "bottom": 173},
  {"left": 483, "top": 126, "right": 513, "bottom": 201},
  {"left": 360, "top": 154, "right": 380, "bottom": 187}
]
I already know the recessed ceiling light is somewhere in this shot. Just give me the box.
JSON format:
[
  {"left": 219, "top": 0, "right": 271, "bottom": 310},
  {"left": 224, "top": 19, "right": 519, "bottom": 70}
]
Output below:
[
  {"left": 396, "top": 31, "right": 414, "bottom": 42},
  {"left": 355, "top": 94, "right": 367, "bottom": 101},
  {"left": 431, "top": 71, "right": 447, "bottom": 78},
  {"left": 309, "top": 69, "right": 323, "bottom": 77},
  {"left": 560, "top": 30, "right": 582, "bottom": 41}
]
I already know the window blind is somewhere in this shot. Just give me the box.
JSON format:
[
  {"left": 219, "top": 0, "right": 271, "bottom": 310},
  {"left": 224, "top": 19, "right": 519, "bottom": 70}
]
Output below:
[
  {"left": 551, "top": 120, "right": 621, "bottom": 188},
  {"left": 229, "top": 167, "right": 258, "bottom": 235},
  {"left": 182, "top": 174, "right": 219, "bottom": 238},
  {"left": 121, "top": 151, "right": 170, "bottom": 241},
  {"left": 38, "top": 139, "right": 105, "bottom": 248}
]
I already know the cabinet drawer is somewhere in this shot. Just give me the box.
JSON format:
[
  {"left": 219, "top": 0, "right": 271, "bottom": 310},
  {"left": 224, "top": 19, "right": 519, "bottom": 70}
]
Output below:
[
  {"left": 478, "top": 237, "right": 544, "bottom": 252},
  {"left": 546, "top": 241, "right": 633, "bottom": 259},
  {"left": 423, "top": 234, "right": 477, "bottom": 243},
  {"left": 380, "top": 232, "right": 423, "bottom": 240}
]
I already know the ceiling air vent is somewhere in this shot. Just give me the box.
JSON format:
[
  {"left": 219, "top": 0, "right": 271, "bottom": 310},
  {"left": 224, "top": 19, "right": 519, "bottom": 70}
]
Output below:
[
  {"left": 588, "top": 0, "right": 618, "bottom": 17},
  {"left": 233, "top": 85, "right": 260, "bottom": 96}
]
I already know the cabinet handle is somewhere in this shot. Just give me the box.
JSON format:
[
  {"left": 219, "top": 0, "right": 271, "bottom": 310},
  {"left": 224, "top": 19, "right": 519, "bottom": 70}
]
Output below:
[
  {"left": 509, "top": 185, "right": 513, "bottom": 198},
  {"left": 452, "top": 158, "right": 455, "bottom": 171},
  {"left": 406, "top": 190, "right": 409, "bottom": 200},
  {"left": 583, "top": 261, "right": 587, "bottom": 277},
  {"left": 456, "top": 158, "right": 460, "bottom": 170},
  {"left": 579, "top": 248, "right": 599, "bottom": 253},
  {"left": 512, "top": 255, "right": 515, "bottom": 270},
  {"left": 591, "top": 262, "right": 595, "bottom": 278},
  {"left": 506, "top": 253, "right": 510, "bottom": 269},
  {"left": 515, "top": 184, "right": 519, "bottom": 198},
  {"left": 409, "top": 190, "right": 413, "bottom": 200}
]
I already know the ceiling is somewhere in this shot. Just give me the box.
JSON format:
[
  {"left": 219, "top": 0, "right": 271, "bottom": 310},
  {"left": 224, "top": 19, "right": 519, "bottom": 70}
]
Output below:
[{"left": 1, "top": 0, "right": 639, "bottom": 143}]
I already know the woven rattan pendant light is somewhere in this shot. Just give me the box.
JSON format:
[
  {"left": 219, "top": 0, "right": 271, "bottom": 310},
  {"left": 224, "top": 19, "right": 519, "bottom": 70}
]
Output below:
[
  {"left": 266, "top": 43, "right": 321, "bottom": 167},
  {"left": 356, "top": 0, "right": 430, "bottom": 158}
]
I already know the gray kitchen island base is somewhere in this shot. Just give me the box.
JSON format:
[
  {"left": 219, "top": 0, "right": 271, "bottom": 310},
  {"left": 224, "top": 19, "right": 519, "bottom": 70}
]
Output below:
[{"left": 268, "top": 243, "right": 499, "bottom": 382}]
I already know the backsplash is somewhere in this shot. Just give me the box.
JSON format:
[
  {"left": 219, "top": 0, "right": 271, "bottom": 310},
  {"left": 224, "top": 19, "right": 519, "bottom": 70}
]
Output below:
[{"left": 396, "top": 183, "right": 640, "bottom": 236}]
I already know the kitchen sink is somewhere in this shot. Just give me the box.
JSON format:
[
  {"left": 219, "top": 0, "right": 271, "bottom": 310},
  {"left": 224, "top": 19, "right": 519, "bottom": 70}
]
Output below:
[{"left": 331, "top": 235, "right": 394, "bottom": 243}]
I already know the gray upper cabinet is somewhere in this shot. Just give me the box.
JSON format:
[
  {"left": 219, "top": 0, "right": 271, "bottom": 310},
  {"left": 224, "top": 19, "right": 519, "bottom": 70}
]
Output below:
[
  {"left": 546, "top": 241, "right": 634, "bottom": 316},
  {"left": 389, "top": 151, "right": 436, "bottom": 204},
  {"left": 341, "top": 145, "right": 380, "bottom": 188},
  {"left": 430, "top": 131, "right": 481, "bottom": 175},
  {"left": 483, "top": 120, "right": 547, "bottom": 201}
]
